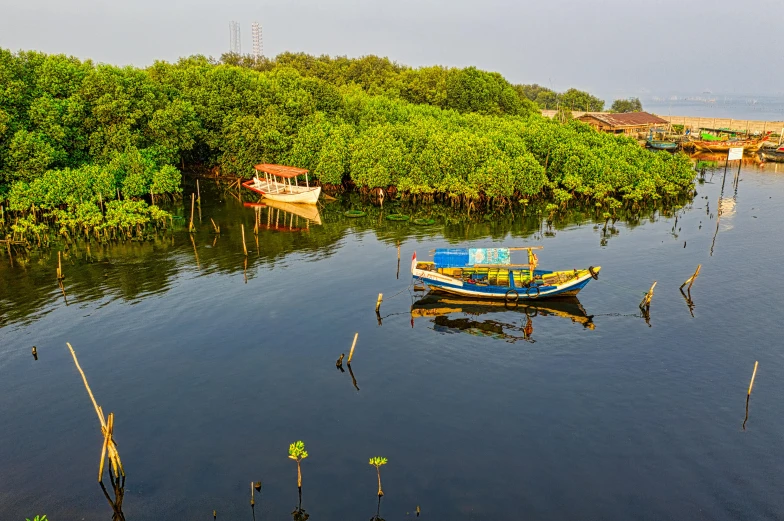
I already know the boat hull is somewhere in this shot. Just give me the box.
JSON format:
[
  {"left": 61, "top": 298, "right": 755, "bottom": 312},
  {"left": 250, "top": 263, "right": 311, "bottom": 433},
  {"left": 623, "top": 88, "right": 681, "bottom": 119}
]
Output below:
[
  {"left": 692, "top": 139, "right": 764, "bottom": 153},
  {"left": 411, "top": 255, "right": 599, "bottom": 301},
  {"left": 241, "top": 179, "right": 321, "bottom": 204},
  {"left": 760, "top": 150, "right": 784, "bottom": 163},
  {"left": 647, "top": 140, "right": 678, "bottom": 151}
]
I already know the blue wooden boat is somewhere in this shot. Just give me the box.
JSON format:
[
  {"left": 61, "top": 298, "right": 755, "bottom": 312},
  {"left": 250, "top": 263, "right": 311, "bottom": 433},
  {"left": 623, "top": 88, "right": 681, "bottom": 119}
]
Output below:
[
  {"left": 646, "top": 130, "right": 678, "bottom": 151},
  {"left": 411, "top": 247, "right": 600, "bottom": 301}
]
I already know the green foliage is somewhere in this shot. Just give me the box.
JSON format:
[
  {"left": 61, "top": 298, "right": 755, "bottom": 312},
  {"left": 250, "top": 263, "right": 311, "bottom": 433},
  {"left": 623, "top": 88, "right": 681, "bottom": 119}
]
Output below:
[
  {"left": 610, "top": 98, "right": 643, "bottom": 113},
  {"left": 26, "top": 516, "right": 48, "bottom": 521},
  {"left": 369, "top": 456, "right": 388, "bottom": 467},
  {"left": 0, "top": 47, "right": 694, "bottom": 226},
  {"left": 288, "top": 440, "right": 308, "bottom": 461}
]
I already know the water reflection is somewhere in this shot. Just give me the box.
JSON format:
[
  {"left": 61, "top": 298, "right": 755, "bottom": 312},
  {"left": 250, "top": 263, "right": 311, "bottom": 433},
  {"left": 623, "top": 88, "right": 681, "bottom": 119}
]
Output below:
[
  {"left": 0, "top": 179, "right": 697, "bottom": 328},
  {"left": 411, "top": 294, "right": 594, "bottom": 342}
]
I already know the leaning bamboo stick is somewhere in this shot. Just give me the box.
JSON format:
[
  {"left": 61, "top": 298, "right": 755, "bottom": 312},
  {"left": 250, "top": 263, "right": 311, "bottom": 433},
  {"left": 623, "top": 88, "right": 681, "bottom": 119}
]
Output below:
[
  {"left": 241, "top": 224, "right": 248, "bottom": 256},
  {"left": 210, "top": 218, "right": 220, "bottom": 234},
  {"left": 375, "top": 293, "right": 383, "bottom": 313},
  {"left": 748, "top": 361, "right": 759, "bottom": 396},
  {"left": 347, "top": 333, "right": 359, "bottom": 364},
  {"left": 67, "top": 343, "right": 104, "bottom": 424},
  {"left": 680, "top": 264, "right": 702, "bottom": 290},
  {"left": 67, "top": 343, "right": 125, "bottom": 479}
]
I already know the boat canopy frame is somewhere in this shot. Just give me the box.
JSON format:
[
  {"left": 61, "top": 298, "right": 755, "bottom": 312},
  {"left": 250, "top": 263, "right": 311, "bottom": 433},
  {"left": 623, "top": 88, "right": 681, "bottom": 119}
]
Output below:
[{"left": 253, "top": 163, "right": 311, "bottom": 194}]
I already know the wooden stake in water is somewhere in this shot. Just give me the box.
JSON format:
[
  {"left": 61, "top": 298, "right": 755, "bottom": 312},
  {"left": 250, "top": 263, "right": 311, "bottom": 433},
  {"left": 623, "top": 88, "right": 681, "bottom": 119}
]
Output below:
[
  {"left": 680, "top": 264, "right": 701, "bottom": 291},
  {"left": 748, "top": 361, "right": 759, "bottom": 396},
  {"left": 241, "top": 224, "right": 248, "bottom": 256},
  {"left": 57, "top": 251, "right": 64, "bottom": 280},
  {"left": 196, "top": 179, "right": 201, "bottom": 203},
  {"left": 375, "top": 293, "right": 383, "bottom": 313},
  {"left": 189, "top": 193, "right": 196, "bottom": 233},
  {"left": 347, "top": 333, "right": 359, "bottom": 364},
  {"left": 210, "top": 218, "right": 220, "bottom": 234}
]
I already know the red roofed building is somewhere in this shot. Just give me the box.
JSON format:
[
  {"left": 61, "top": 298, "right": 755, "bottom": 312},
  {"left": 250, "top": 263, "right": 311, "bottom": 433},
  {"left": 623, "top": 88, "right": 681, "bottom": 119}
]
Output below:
[{"left": 576, "top": 112, "right": 669, "bottom": 135}]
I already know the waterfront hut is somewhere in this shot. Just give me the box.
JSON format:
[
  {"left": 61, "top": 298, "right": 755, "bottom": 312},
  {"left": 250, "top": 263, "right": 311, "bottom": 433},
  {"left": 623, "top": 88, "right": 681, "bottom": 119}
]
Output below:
[{"left": 577, "top": 112, "right": 669, "bottom": 135}]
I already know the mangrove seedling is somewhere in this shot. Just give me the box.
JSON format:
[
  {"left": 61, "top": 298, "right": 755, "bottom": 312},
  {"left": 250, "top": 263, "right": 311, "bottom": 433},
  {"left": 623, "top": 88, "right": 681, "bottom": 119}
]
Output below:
[
  {"left": 288, "top": 440, "right": 309, "bottom": 489},
  {"left": 369, "top": 456, "right": 388, "bottom": 496}
]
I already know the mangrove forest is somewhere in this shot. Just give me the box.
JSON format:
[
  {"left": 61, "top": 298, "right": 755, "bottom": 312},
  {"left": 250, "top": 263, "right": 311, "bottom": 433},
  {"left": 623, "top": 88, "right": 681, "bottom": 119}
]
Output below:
[{"left": 0, "top": 48, "right": 695, "bottom": 240}]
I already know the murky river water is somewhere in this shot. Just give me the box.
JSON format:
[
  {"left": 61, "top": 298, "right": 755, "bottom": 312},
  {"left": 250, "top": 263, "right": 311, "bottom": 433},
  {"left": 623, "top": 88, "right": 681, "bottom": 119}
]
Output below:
[{"left": 2, "top": 160, "right": 784, "bottom": 521}]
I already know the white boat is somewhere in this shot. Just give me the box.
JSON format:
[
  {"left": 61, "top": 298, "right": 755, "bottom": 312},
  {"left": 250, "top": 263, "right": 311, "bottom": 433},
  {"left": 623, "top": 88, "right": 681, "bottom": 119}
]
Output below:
[{"left": 242, "top": 163, "right": 321, "bottom": 204}]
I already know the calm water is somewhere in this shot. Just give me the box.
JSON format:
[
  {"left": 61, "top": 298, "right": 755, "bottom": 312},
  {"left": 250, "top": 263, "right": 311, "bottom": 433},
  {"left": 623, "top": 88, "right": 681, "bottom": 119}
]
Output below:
[{"left": 2, "top": 163, "right": 784, "bottom": 521}]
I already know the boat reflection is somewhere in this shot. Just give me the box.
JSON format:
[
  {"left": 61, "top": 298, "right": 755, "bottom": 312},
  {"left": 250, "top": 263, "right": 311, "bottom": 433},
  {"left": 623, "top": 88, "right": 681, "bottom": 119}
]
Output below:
[
  {"left": 411, "top": 293, "right": 594, "bottom": 342},
  {"left": 244, "top": 198, "right": 323, "bottom": 232}
]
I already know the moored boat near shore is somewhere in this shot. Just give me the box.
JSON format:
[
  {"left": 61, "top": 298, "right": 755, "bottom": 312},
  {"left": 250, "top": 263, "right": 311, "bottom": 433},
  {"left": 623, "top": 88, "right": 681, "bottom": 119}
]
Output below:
[
  {"left": 760, "top": 147, "right": 784, "bottom": 163},
  {"left": 411, "top": 247, "right": 599, "bottom": 301},
  {"left": 242, "top": 163, "right": 322, "bottom": 204}
]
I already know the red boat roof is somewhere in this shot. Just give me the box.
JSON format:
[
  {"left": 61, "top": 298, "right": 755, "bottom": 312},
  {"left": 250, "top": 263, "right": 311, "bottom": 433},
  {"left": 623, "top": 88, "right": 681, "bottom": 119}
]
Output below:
[{"left": 254, "top": 164, "right": 308, "bottom": 178}]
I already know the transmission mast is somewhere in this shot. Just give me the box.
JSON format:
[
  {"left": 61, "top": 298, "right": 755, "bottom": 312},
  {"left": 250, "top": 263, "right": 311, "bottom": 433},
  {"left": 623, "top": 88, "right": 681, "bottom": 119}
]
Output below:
[
  {"left": 229, "top": 21, "right": 242, "bottom": 55},
  {"left": 251, "top": 22, "right": 262, "bottom": 61}
]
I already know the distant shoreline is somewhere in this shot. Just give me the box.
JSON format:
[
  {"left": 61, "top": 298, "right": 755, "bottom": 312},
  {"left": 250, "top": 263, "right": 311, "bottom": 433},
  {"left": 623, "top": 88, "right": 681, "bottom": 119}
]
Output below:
[{"left": 541, "top": 110, "right": 784, "bottom": 134}]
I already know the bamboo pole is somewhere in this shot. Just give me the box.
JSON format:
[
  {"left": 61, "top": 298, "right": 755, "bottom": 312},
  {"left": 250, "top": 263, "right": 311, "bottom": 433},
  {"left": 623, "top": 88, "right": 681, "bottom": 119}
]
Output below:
[
  {"left": 196, "top": 179, "right": 201, "bottom": 203},
  {"left": 241, "top": 224, "right": 248, "bottom": 256},
  {"left": 210, "top": 218, "right": 220, "bottom": 234},
  {"left": 189, "top": 193, "right": 196, "bottom": 233},
  {"left": 347, "top": 333, "right": 359, "bottom": 364},
  {"left": 375, "top": 293, "right": 383, "bottom": 313},
  {"left": 680, "top": 264, "right": 702, "bottom": 290},
  {"left": 32, "top": 346, "right": 37, "bottom": 359},
  {"left": 66, "top": 343, "right": 125, "bottom": 479},
  {"left": 748, "top": 361, "right": 759, "bottom": 396},
  {"left": 57, "top": 251, "right": 64, "bottom": 280}
]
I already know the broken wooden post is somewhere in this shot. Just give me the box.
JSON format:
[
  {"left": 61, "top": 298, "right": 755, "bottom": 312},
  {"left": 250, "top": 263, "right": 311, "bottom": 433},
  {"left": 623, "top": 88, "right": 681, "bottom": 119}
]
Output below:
[
  {"left": 32, "top": 346, "right": 38, "bottom": 360},
  {"left": 639, "top": 281, "right": 657, "bottom": 311},
  {"left": 347, "top": 333, "right": 359, "bottom": 364},
  {"left": 680, "top": 264, "right": 701, "bottom": 291},
  {"left": 241, "top": 224, "right": 248, "bottom": 256},
  {"left": 375, "top": 293, "right": 383, "bottom": 313}
]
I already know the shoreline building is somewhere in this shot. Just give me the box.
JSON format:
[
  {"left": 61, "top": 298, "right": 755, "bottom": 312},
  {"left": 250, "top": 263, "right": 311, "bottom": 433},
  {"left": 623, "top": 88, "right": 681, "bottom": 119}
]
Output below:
[{"left": 576, "top": 112, "right": 669, "bottom": 135}]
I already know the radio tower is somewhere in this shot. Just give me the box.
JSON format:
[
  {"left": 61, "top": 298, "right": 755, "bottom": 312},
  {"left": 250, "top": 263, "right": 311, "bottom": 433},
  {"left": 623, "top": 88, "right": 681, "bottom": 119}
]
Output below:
[
  {"left": 251, "top": 22, "right": 262, "bottom": 61},
  {"left": 229, "top": 21, "right": 242, "bottom": 54}
]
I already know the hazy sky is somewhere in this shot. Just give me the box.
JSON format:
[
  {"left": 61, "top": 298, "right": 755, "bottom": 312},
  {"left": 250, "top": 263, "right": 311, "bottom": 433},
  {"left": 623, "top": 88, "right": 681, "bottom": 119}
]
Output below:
[{"left": 1, "top": 0, "right": 783, "bottom": 100}]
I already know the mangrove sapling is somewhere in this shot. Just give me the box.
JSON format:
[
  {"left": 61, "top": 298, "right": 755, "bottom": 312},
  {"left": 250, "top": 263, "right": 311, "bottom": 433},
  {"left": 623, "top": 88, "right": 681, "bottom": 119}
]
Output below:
[
  {"left": 289, "top": 441, "right": 308, "bottom": 488},
  {"left": 369, "top": 456, "right": 388, "bottom": 496},
  {"left": 289, "top": 441, "right": 309, "bottom": 519}
]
